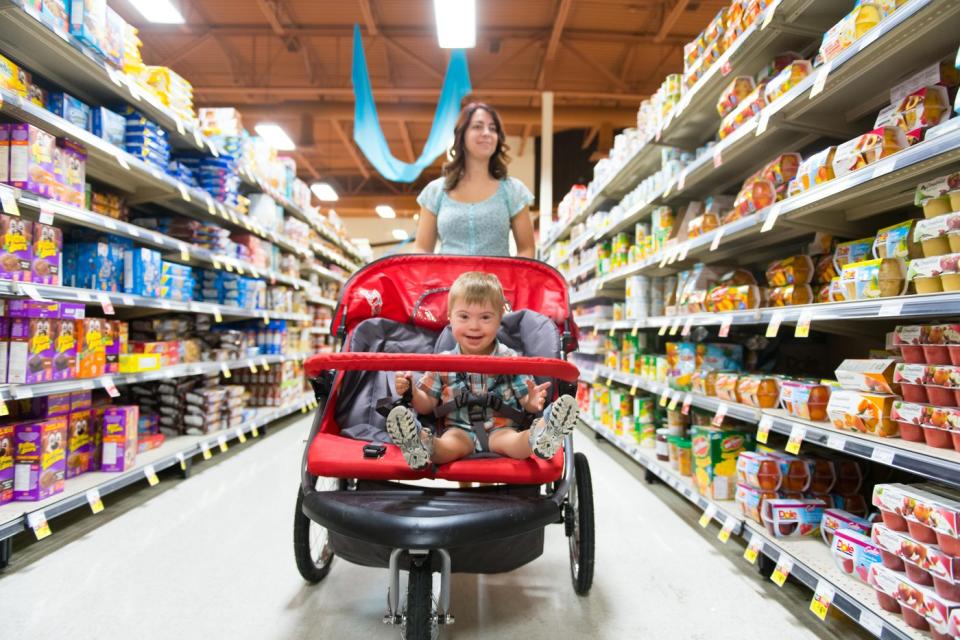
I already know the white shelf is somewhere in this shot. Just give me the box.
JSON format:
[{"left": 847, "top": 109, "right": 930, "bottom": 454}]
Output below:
[{"left": 0, "top": 392, "right": 315, "bottom": 541}]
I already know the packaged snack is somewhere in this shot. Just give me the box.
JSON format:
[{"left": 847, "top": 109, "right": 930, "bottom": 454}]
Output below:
[
  {"left": 70, "top": 0, "right": 108, "bottom": 55},
  {"left": 761, "top": 498, "right": 826, "bottom": 538},
  {"left": 780, "top": 379, "right": 831, "bottom": 421},
  {"left": 714, "top": 372, "right": 741, "bottom": 403},
  {"left": 56, "top": 140, "right": 86, "bottom": 208},
  {"left": 0, "top": 213, "right": 33, "bottom": 282},
  {"left": 716, "top": 77, "right": 755, "bottom": 118},
  {"left": 897, "top": 86, "right": 951, "bottom": 135},
  {"left": 13, "top": 418, "right": 67, "bottom": 501},
  {"left": 686, "top": 213, "right": 719, "bottom": 238},
  {"left": 827, "top": 389, "right": 898, "bottom": 437},
  {"left": 831, "top": 529, "right": 882, "bottom": 583},
  {"left": 65, "top": 409, "right": 93, "bottom": 478},
  {"left": 103, "top": 6, "right": 125, "bottom": 68},
  {"left": 891, "top": 400, "right": 960, "bottom": 447},
  {"left": 821, "top": 508, "right": 872, "bottom": 546},
  {"left": 704, "top": 285, "right": 760, "bottom": 312},
  {"left": 766, "top": 255, "right": 814, "bottom": 286},
  {"left": 874, "top": 523, "right": 960, "bottom": 604},
  {"left": 914, "top": 213, "right": 960, "bottom": 259},
  {"left": 834, "top": 358, "right": 899, "bottom": 394},
  {"left": 52, "top": 304, "right": 83, "bottom": 382},
  {"left": 915, "top": 172, "right": 960, "bottom": 218},
  {"left": 841, "top": 258, "right": 906, "bottom": 299},
  {"left": 99, "top": 405, "right": 139, "bottom": 472},
  {"left": 31, "top": 222, "right": 61, "bottom": 285},
  {"left": 793, "top": 147, "right": 837, "bottom": 194},
  {"left": 759, "top": 153, "right": 802, "bottom": 192},
  {"left": 875, "top": 220, "right": 919, "bottom": 260},
  {"left": 763, "top": 60, "right": 813, "bottom": 105},
  {"left": 736, "top": 451, "right": 781, "bottom": 491},
  {"left": 832, "top": 126, "right": 908, "bottom": 179},
  {"left": 40, "top": 0, "right": 69, "bottom": 35},
  {"left": 719, "top": 85, "right": 766, "bottom": 139},
  {"left": 736, "top": 483, "right": 777, "bottom": 524},
  {"left": 0, "top": 424, "right": 13, "bottom": 505},
  {"left": 691, "top": 425, "right": 753, "bottom": 500},
  {"left": 909, "top": 253, "right": 960, "bottom": 293},
  {"left": 8, "top": 123, "right": 57, "bottom": 199},
  {"left": 91, "top": 107, "right": 126, "bottom": 147},
  {"left": 7, "top": 301, "right": 59, "bottom": 384},
  {"left": 834, "top": 237, "right": 876, "bottom": 271},
  {"left": 77, "top": 318, "right": 106, "bottom": 378},
  {"left": 819, "top": 4, "right": 883, "bottom": 63},
  {"left": 767, "top": 284, "right": 813, "bottom": 306},
  {"left": 736, "top": 375, "right": 779, "bottom": 408},
  {"left": 46, "top": 92, "right": 92, "bottom": 132},
  {"left": 727, "top": 178, "right": 776, "bottom": 223},
  {"left": 0, "top": 53, "right": 27, "bottom": 97}
]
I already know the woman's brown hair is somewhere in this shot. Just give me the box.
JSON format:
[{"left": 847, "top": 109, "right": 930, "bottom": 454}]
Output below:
[{"left": 442, "top": 102, "right": 510, "bottom": 191}]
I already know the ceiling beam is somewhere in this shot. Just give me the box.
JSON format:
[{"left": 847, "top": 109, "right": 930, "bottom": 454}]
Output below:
[
  {"left": 330, "top": 120, "right": 371, "bottom": 179},
  {"left": 358, "top": 0, "right": 379, "bottom": 36},
  {"left": 398, "top": 122, "right": 416, "bottom": 162},
  {"left": 183, "top": 5, "right": 247, "bottom": 85},
  {"left": 518, "top": 123, "right": 532, "bottom": 157},
  {"left": 382, "top": 38, "right": 443, "bottom": 81},
  {"left": 656, "top": 0, "right": 692, "bottom": 43},
  {"left": 561, "top": 41, "right": 628, "bottom": 91},
  {"left": 293, "top": 151, "right": 321, "bottom": 180},
  {"left": 254, "top": 0, "right": 318, "bottom": 84},
  {"left": 194, "top": 85, "right": 650, "bottom": 103},
  {"left": 256, "top": 0, "right": 286, "bottom": 35},
  {"left": 545, "top": 0, "right": 574, "bottom": 61},
  {"left": 582, "top": 126, "right": 599, "bottom": 149},
  {"left": 474, "top": 38, "right": 543, "bottom": 85},
  {"left": 161, "top": 32, "right": 213, "bottom": 67}
]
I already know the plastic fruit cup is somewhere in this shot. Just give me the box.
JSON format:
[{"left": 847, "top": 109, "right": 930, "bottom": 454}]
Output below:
[
  {"left": 875, "top": 589, "right": 902, "bottom": 614},
  {"left": 909, "top": 519, "right": 939, "bottom": 543},
  {"left": 950, "top": 232, "right": 960, "bottom": 254},
  {"left": 901, "top": 383, "right": 930, "bottom": 403},
  {"left": 881, "top": 548, "right": 906, "bottom": 571},
  {"left": 937, "top": 532, "right": 960, "bottom": 556},
  {"left": 882, "top": 509, "right": 908, "bottom": 531},
  {"left": 926, "top": 385, "right": 957, "bottom": 407},
  {"left": 924, "top": 344, "right": 952, "bottom": 365},
  {"left": 915, "top": 276, "right": 945, "bottom": 294},
  {"left": 951, "top": 192, "right": 960, "bottom": 212},
  {"left": 898, "top": 420, "right": 925, "bottom": 442},
  {"left": 923, "top": 237, "right": 952, "bottom": 258},
  {"left": 923, "top": 425, "right": 955, "bottom": 449},
  {"left": 902, "top": 607, "right": 931, "bottom": 631},
  {"left": 931, "top": 629, "right": 951, "bottom": 640},
  {"left": 943, "top": 274, "right": 960, "bottom": 292},
  {"left": 925, "top": 196, "right": 952, "bottom": 218},
  {"left": 933, "top": 576, "right": 960, "bottom": 601},
  {"left": 902, "top": 345, "right": 927, "bottom": 364},
  {"left": 905, "top": 560, "right": 934, "bottom": 586},
  {"left": 949, "top": 345, "right": 960, "bottom": 366}
]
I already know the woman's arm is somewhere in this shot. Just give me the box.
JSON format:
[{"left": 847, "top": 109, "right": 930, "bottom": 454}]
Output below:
[
  {"left": 511, "top": 208, "right": 536, "bottom": 258},
  {"left": 413, "top": 207, "right": 439, "bottom": 253}
]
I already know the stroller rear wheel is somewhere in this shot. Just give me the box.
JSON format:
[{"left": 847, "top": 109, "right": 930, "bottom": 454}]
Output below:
[
  {"left": 568, "top": 452, "right": 595, "bottom": 595},
  {"left": 402, "top": 554, "right": 438, "bottom": 640},
  {"left": 293, "top": 477, "right": 343, "bottom": 583}
]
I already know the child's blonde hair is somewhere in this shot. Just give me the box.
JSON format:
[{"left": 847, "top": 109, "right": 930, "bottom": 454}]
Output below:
[{"left": 448, "top": 271, "right": 505, "bottom": 315}]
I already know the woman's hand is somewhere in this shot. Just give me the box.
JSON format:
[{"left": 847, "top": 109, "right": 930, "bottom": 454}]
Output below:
[
  {"left": 395, "top": 371, "right": 412, "bottom": 395},
  {"left": 511, "top": 208, "right": 536, "bottom": 258},
  {"left": 521, "top": 379, "right": 551, "bottom": 413}
]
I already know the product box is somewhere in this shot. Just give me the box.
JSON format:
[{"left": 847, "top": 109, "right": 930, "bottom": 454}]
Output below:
[
  {"left": 103, "top": 320, "right": 126, "bottom": 374},
  {"left": 99, "top": 405, "right": 139, "bottom": 472},
  {"left": 65, "top": 409, "right": 93, "bottom": 478},
  {"left": 0, "top": 212, "right": 34, "bottom": 281},
  {"left": 832, "top": 529, "right": 881, "bottom": 583},
  {"left": 51, "top": 316, "right": 77, "bottom": 381},
  {"left": 31, "top": 222, "right": 61, "bottom": 285},
  {"left": 13, "top": 417, "right": 67, "bottom": 501},
  {"left": 822, "top": 508, "right": 872, "bottom": 546},
  {"left": 102, "top": 6, "right": 125, "bottom": 68},
  {"left": 118, "top": 352, "right": 161, "bottom": 374},
  {"left": 57, "top": 139, "right": 86, "bottom": 208},
  {"left": 761, "top": 498, "right": 827, "bottom": 538},
  {"left": 0, "top": 424, "right": 13, "bottom": 505},
  {"left": 91, "top": 106, "right": 126, "bottom": 147},
  {"left": 46, "top": 92, "right": 92, "bottom": 132},
  {"left": 70, "top": 0, "right": 107, "bottom": 55},
  {"left": 834, "top": 358, "right": 899, "bottom": 394},
  {"left": 869, "top": 563, "right": 960, "bottom": 636},
  {"left": 64, "top": 240, "right": 123, "bottom": 291},
  {"left": 8, "top": 303, "right": 59, "bottom": 384},
  {"left": 76, "top": 318, "right": 106, "bottom": 378},
  {"left": 8, "top": 123, "right": 57, "bottom": 199},
  {"left": 70, "top": 391, "right": 92, "bottom": 412},
  {"left": 0, "top": 124, "right": 9, "bottom": 184},
  {"left": 0, "top": 53, "right": 27, "bottom": 98},
  {"left": 40, "top": 0, "right": 70, "bottom": 35},
  {"left": 690, "top": 425, "right": 753, "bottom": 500},
  {"left": 827, "top": 389, "right": 898, "bottom": 437},
  {"left": 31, "top": 391, "right": 72, "bottom": 418},
  {"left": 123, "top": 247, "right": 161, "bottom": 297}
]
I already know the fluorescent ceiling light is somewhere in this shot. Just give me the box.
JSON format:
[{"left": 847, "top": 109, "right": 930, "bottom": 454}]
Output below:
[
  {"left": 376, "top": 205, "right": 396, "bottom": 219},
  {"left": 128, "top": 0, "right": 185, "bottom": 24},
  {"left": 311, "top": 182, "right": 339, "bottom": 202},
  {"left": 433, "top": 0, "right": 476, "bottom": 48},
  {"left": 392, "top": 229, "right": 410, "bottom": 241},
  {"left": 254, "top": 123, "right": 296, "bottom": 151}
]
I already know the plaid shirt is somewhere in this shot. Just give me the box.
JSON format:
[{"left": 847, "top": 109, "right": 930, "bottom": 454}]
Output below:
[{"left": 418, "top": 341, "right": 532, "bottom": 432}]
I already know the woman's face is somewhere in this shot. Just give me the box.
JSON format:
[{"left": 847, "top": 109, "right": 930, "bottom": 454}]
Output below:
[{"left": 464, "top": 109, "right": 499, "bottom": 161}]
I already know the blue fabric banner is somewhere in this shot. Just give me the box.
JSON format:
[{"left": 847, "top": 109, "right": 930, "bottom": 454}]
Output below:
[{"left": 351, "top": 24, "right": 472, "bottom": 183}]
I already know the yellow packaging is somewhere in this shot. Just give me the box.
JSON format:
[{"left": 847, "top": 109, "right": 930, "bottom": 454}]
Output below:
[
  {"left": 819, "top": 4, "right": 883, "bottom": 63},
  {"left": 0, "top": 53, "right": 27, "bottom": 98},
  {"left": 119, "top": 353, "right": 161, "bottom": 374}
]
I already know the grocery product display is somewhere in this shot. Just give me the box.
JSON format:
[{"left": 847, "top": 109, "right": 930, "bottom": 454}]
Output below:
[
  {"left": 0, "top": 0, "right": 361, "bottom": 568},
  {"left": 552, "top": 0, "right": 960, "bottom": 638}
]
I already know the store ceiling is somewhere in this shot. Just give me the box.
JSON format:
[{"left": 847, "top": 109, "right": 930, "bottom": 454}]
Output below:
[{"left": 123, "top": 0, "right": 726, "bottom": 217}]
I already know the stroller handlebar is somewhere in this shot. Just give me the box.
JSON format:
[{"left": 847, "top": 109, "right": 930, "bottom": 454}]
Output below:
[{"left": 305, "top": 352, "right": 580, "bottom": 382}]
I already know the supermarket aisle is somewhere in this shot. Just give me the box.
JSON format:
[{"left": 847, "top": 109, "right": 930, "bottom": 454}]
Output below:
[{"left": 0, "top": 415, "right": 864, "bottom": 640}]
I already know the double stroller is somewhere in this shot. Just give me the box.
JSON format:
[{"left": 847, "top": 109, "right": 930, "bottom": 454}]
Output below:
[{"left": 294, "top": 255, "right": 594, "bottom": 639}]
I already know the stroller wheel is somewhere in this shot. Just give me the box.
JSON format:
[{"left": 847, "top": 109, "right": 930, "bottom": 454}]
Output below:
[
  {"left": 568, "top": 452, "right": 595, "bottom": 595},
  {"left": 401, "top": 554, "right": 439, "bottom": 640},
  {"left": 293, "top": 477, "right": 343, "bottom": 583}
]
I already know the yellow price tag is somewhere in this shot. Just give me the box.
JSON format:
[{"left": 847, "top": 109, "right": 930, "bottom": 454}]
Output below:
[
  {"left": 771, "top": 557, "right": 793, "bottom": 587},
  {"left": 86, "top": 489, "right": 104, "bottom": 514},
  {"left": 795, "top": 309, "right": 812, "bottom": 338},
  {"left": 659, "top": 393, "right": 669, "bottom": 407},
  {"left": 301, "top": 404, "right": 309, "bottom": 414},
  {"left": 212, "top": 257, "right": 222, "bottom": 270},
  {"left": 213, "top": 308, "right": 223, "bottom": 323},
  {"left": 631, "top": 323, "right": 640, "bottom": 337},
  {"left": 218, "top": 435, "right": 228, "bottom": 453},
  {"left": 221, "top": 363, "right": 232, "bottom": 379},
  {"left": 27, "top": 512, "right": 52, "bottom": 540},
  {"left": 201, "top": 442, "right": 212, "bottom": 460},
  {"left": 668, "top": 393, "right": 680, "bottom": 411},
  {"left": 718, "top": 517, "right": 737, "bottom": 543},
  {"left": 0, "top": 397, "right": 8, "bottom": 417},
  {"left": 260, "top": 358, "right": 270, "bottom": 371},
  {"left": 237, "top": 429, "right": 247, "bottom": 444},
  {"left": 144, "top": 465, "right": 159, "bottom": 486},
  {"left": 766, "top": 311, "right": 783, "bottom": 338},
  {"left": 744, "top": 537, "right": 763, "bottom": 564},
  {"left": 252, "top": 426, "right": 260, "bottom": 438},
  {"left": 605, "top": 376, "right": 614, "bottom": 387},
  {"left": 263, "top": 314, "right": 270, "bottom": 325},
  {"left": 718, "top": 527, "right": 732, "bottom": 543},
  {"left": 698, "top": 504, "right": 717, "bottom": 528},
  {"left": 608, "top": 326, "right": 616, "bottom": 337},
  {"left": 810, "top": 582, "right": 835, "bottom": 621},
  {"left": 756, "top": 415, "right": 773, "bottom": 445},
  {"left": 225, "top": 262, "right": 234, "bottom": 273},
  {"left": 658, "top": 324, "right": 668, "bottom": 336},
  {"left": 592, "top": 327, "right": 599, "bottom": 338},
  {"left": 180, "top": 244, "right": 190, "bottom": 262},
  {"left": 629, "top": 382, "right": 638, "bottom": 395},
  {"left": 1, "top": 190, "right": 20, "bottom": 216},
  {"left": 785, "top": 425, "right": 806, "bottom": 455},
  {"left": 249, "top": 363, "right": 258, "bottom": 374},
  {"left": 176, "top": 452, "right": 187, "bottom": 471}
]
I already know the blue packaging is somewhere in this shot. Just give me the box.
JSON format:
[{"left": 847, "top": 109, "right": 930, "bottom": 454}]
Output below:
[
  {"left": 70, "top": 0, "right": 107, "bottom": 55},
  {"left": 160, "top": 262, "right": 193, "bottom": 279},
  {"left": 91, "top": 107, "right": 126, "bottom": 147},
  {"left": 47, "top": 92, "right": 92, "bottom": 131},
  {"left": 123, "top": 247, "right": 162, "bottom": 297},
  {"left": 63, "top": 240, "right": 123, "bottom": 291}
]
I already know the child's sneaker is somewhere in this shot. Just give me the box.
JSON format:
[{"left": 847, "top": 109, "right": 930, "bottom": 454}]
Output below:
[
  {"left": 529, "top": 394, "right": 578, "bottom": 459},
  {"left": 386, "top": 406, "right": 434, "bottom": 470}
]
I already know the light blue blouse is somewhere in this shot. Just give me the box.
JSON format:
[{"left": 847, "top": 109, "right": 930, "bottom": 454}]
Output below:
[{"left": 416, "top": 177, "right": 535, "bottom": 256}]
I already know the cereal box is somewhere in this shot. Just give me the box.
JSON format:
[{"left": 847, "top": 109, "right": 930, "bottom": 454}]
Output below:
[
  {"left": 0, "top": 424, "right": 13, "bottom": 505},
  {"left": 8, "top": 123, "right": 57, "bottom": 199},
  {"left": 13, "top": 417, "right": 67, "bottom": 501},
  {"left": 0, "top": 213, "right": 33, "bottom": 281},
  {"left": 65, "top": 409, "right": 93, "bottom": 478},
  {"left": 31, "top": 222, "right": 61, "bottom": 285},
  {"left": 57, "top": 140, "right": 86, "bottom": 208},
  {"left": 70, "top": 0, "right": 107, "bottom": 55},
  {"left": 99, "top": 405, "right": 138, "bottom": 472}
]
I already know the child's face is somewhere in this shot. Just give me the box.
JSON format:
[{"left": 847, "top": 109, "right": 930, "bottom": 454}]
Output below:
[{"left": 449, "top": 299, "right": 500, "bottom": 355}]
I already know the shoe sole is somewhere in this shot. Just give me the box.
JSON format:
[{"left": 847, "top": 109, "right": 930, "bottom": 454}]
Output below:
[
  {"left": 386, "top": 406, "right": 431, "bottom": 470},
  {"left": 533, "top": 395, "right": 578, "bottom": 459}
]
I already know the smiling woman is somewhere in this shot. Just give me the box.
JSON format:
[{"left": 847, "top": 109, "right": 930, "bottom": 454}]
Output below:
[{"left": 414, "top": 102, "right": 536, "bottom": 258}]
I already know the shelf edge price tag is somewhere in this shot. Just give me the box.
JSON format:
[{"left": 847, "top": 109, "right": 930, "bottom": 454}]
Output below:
[
  {"left": 220, "top": 362, "right": 232, "bottom": 379},
  {"left": 809, "top": 580, "right": 835, "bottom": 621},
  {"left": 659, "top": 391, "right": 670, "bottom": 408},
  {"left": 176, "top": 451, "right": 187, "bottom": 471},
  {"left": 658, "top": 322, "right": 669, "bottom": 336},
  {"left": 179, "top": 244, "right": 190, "bottom": 262},
  {"left": 144, "top": 464, "right": 159, "bottom": 486},
  {"left": 681, "top": 316, "right": 694, "bottom": 337},
  {"left": 756, "top": 415, "right": 773, "bottom": 444},
  {"left": 771, "top": 556, "right": 794, "bottom": 587},
  {"left": 826, "top": 434, "right": 846, "bottom": 451},
  {"left": 97, "top": 293, "right": 115, "bottom": 316},
  {"left": 858, "top": 611, "right": 884, "bottom": 637},
  {"left": 251, "top": 425, "right": 260, "bottom": 438},
  {"left": 785, "top": 424, "right": 806, "bottom": 455},
  {"left": 20, "top": 283, "right": 49, "bottom": 302},
  {"left": 200, "top": 440, "right": 212, "bottom": 460},
  {"left": 756, "top": 108, "right": 771, "bottom": 136},
  {"left": 712, "top": 403, "right": 728, "bottom": 427},
  {"left": 761, "top": 202, "right": 783, "bottom": 233},
  {"left": 217, "top": 434, "right": 229, "bottom": 453},
  {"left": 27, "top": 511, "right": 52, "bottom": 540},
  {"left": 629, "top": 381, "right": 638, "bottom": 395},
  {"left": 718, "top": 516, "right": 738, "bottom": 543},
  {"left": 236, "top": 428, "right": 247, "bottom": 444},
  {"left": 766, "top": 310, "right": 784, "bottom": 338},
  {"left": 744, "top": 536, "right": 764, "bottom": 564},
  {"left": 681, "top": 393, "right": 693, "bottom": 415},
  {"left": 100, "top": 376, "right": 120, "bottom": 398},
  {"left": 0, "top": 396, "right": 8, "bottom": 417},
  {"left": 713, "top": 147, "right": 723, "bottom": 168},
  {"left": 38, "top": 206, "right": 54, "bottom": 226},
  {"left": 0, "top": 189, "right": 20, "bottom": 216},
  {"left": 86, "top": 488, "right": 104, "bottom": 514},
  {"left": 259, "top": 357, "right": 270, "bottom": 371},
  {"left": 871, "top": 447, "right": 895, "bottom": 465},
  {"left": 795, "top": 309, "right": 813, "bottom": 338},
  {"left": 114, "top": 148, "right": 130, "bottom": 171},
  {"left": 719, "top": 316, "right": 733, "bottom": 338},
  {"left": 668, "top": 392, "right": 680, "bottom": 411},
  {"left": 178, "top": 183, "right": 191, "bottom": 202},
  {"left": 669, "top": 317, "right": 681, "bottom": 336},
  {"left": 761, "top": 0, "right": 781, "bottom": 28},
  {"left": 879, "top": 301, "right": 903, "bottom": 317},
  {"left": 710, "top": 226, "right": 726, "bottom": 252},
  {"left": 810, "top": 61, "right": 833, "bottom": 98},
  {"left": 699, "top": 504, "right": 718, "bottom": 528},
  {"left": 213, "top": 307, "right": 223, "bottom": 323}
]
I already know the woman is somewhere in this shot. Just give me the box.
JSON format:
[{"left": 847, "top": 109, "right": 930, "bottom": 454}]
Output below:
[{"left": 414, "top": 102, "right": 536, "bottom": 258}]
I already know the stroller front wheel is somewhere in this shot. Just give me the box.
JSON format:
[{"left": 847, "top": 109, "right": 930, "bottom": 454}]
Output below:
[
  {"left": 402, "top": 554, "right": 439, "bottom": 640},
  {"left": 568, "top": 452, "right": 595, "bottom": 595},
  {"left": 293, "top": 477, "right": 342, "bottom": 583}
]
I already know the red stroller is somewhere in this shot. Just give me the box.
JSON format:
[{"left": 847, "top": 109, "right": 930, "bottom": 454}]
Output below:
[{"left": 295, "top": 255, "right": 594, "bottom": 639}]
